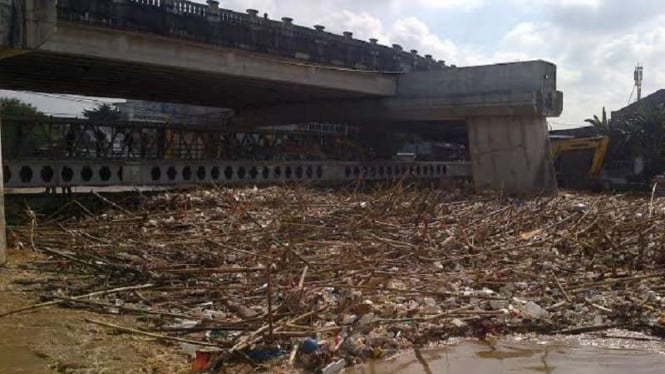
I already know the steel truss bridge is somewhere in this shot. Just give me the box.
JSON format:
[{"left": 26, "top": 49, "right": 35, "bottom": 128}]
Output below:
[{"left": 2, "top": 117, "right": 471, "bottom": 189}]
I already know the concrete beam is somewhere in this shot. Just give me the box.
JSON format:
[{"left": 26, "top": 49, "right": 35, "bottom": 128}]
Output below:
[
  {"left": 35, "top": 22, "right": 396, "bottom": 97},
  {"left": 396, "top": 61, "right": 562, "bottom": 117},
  {"left": 237, "top": 60, "right": 563, "bottom": 126},
  {"left": 236, "top": 91, "right": 557, "bottom": 128},
  {"left": 467, "top": 115, "right": 557, "bottom": 194},
  {"left": 235, "top": 92, "right": 546, "bottom": 127},
  {"left": 0, "top": 0, "right": 56, "bottom": 49}
]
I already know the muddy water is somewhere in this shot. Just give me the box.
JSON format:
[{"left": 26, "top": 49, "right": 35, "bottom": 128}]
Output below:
[
  {"left": 0, "top": 347, "right": 50, "bottom": 374},
  {"left": 350, "top": 339, "right": 665, "bottom": 374},
  {"left": 0, "top": 251, "right": 189, "bottom": 374}
]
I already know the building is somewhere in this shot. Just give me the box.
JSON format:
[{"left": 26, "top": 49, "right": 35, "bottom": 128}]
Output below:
[
  {"left": 113, "top": 100, "right": 232, "bottom": 125},
  {"left": 611, "top": 89, "right": 665, "bottom": 123},
  {"left": 549, "top": 126, "right": 599, "bottom": 138}
]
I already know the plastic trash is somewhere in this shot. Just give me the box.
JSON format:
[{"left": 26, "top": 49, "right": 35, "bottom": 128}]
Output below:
[
  {"left": 205, "top": 330, "right": 227, "bottom": 340},
  {"left": 181, "top": 343, "right": 201, "bottom": 358},
  {"left": 451, "top": 318, "right": 467, "bottom": 328},
  {"left": 342, "top": 314, "right": 358, "bottom": 325},
  {"left": 301, "top": 338, "right": 319, "bottom": 354},
  {"left": 522, "top": 301, "right": 549, "bottom": 319},
  {"left": 593, "top": 314, "right": 603, "bottom": 325},
  {"left": 191, "top": 350, "right": 215, "bottom": 372},
  {"left": 358, "top": 313, "right": 378, "bottom": 326},
  {"left": 321, "top": 359, "right": 346, "bottom": 374},
  {"left": 246, "top": 347, "right": 286, "bottom": 363},
  {"left": 169, "top": 319, "right": 199, "bottom": 329}
]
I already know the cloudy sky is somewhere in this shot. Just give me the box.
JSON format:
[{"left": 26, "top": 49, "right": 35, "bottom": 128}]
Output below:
[{"left": 2, "top": 0, "right": 664, "bottom": 129}]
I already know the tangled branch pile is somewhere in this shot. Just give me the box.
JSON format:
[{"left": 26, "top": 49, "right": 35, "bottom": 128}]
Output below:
[{"left": 6, "top": 186, "right": 665, "bottom": 372}]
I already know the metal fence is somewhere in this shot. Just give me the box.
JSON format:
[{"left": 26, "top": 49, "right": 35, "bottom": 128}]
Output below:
[{"left": 1, "top": 116, "right": 366, "bottom": 161}]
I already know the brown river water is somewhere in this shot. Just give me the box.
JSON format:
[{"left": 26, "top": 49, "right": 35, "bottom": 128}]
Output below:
[
  {"left": 350, "top": 338, "right": 665, "bottom": 374},
  {"left": 3, "top": 334, "right": 664, "bottom": 374}
]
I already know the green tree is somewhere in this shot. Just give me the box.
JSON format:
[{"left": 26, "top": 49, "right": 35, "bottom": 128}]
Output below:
[
  {"left": 626, "top": 104, "right": 665, "bottom": 165},
  {"left": 0, "top": 98, "right": 47, "bottom": 157},
  {"left": 82, "top": 103, "right": 121, "bottom": 122},
  {"left": 584, "top": 107, "right": 609, "bottom": 133},
  {"left": 597, "top": 103, "right": 665, "bottom": 179},
  {"left": 0, "top": 98, "right": 44, "bottom": 119}
]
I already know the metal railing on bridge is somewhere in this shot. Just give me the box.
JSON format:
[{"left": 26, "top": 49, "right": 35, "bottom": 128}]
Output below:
[
  {"left": 1, "top": 116, "right": 366, "bottom": 162},
  {"left": 56, "top": 0, "right": 448, "bottom": 73},
  {"left": 0, "top": 116, "right": 472, "bottom": 189}
]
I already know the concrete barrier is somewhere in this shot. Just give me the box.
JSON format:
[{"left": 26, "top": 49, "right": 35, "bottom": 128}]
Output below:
[{"left": 2, "top": 160, "right": 471, "bottom": 189}]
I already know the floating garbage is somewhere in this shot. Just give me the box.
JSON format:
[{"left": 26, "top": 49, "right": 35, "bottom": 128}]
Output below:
[
  {"left": 302, "top": 338, "right": 319, "bottom": 354},
  {"left": 246, "top": 347, "right": 286, "bottom": 363},
  {"left": 7, "top": 186, "right": 665, "bottom": 373},
  {"left": 321, "top": 359, "right": 346, "bottom": 374},
  {"left": 522, "top": 302, "right": 549, "bottom": 320}
]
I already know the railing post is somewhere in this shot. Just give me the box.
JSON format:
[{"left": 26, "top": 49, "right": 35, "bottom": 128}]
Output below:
[{"left": 161, "top": 0, "right": 174, "bottom": 12}]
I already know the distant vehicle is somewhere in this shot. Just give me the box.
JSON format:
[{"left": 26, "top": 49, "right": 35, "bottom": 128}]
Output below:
[
  {"left": 395, "top": 141, "right": 467, "bottom": 162},
  {"left": 393, "top": 152, "right": 417, "bottom": 162},
  {"left": 601, "top": 158, "right": 650, "bottom": 191}
]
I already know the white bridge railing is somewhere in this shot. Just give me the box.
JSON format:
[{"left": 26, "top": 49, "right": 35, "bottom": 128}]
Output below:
[
  {"left": 3, "top": 160, "right": 471, "bottom": 189},
  {"left": 128, "top": 0, "right": 209, "bottom": 16}
]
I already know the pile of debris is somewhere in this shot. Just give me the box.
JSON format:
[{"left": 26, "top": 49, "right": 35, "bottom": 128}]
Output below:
[{"left": 4, "top": 185, "right": 665, "bottom": 373}]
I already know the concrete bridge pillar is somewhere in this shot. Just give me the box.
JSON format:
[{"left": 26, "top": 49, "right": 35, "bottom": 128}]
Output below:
[{"left": 467, "top": 115, "right": 557, "bottom": 195}]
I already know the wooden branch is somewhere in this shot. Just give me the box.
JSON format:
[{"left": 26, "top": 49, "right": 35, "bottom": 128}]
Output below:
[
  {"left": 0, "top": 283, "right": 155, "bottom": 318},
  {"left": 84, "top": 318, "right": 221, "bottom": 347}
]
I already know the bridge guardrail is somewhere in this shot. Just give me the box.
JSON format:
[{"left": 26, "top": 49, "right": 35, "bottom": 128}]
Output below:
[
  {"left": 2, "top": 160, "right": 472, "bottom": 189},
  {"left": 55, "top": 0, "right": 446, "bottom": 72}
]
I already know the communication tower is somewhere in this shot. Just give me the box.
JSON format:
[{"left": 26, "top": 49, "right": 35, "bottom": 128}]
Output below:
[{"left": 634, "top": 64, "right": 644, "bottom": 102}]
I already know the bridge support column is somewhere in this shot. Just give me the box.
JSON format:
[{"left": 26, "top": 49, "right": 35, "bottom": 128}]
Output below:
[{"left": 467, "top": 115, "right": 557, "bottom": 195}]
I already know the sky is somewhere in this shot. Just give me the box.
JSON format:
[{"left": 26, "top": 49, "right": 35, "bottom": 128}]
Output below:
[{"left": 2, "top": 0, "right": 665, "bottom": 129}]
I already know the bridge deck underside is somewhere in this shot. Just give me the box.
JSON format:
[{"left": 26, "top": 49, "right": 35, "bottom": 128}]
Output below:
[{"left": 0, "top": 52, "right": 374, "bottom": 109}]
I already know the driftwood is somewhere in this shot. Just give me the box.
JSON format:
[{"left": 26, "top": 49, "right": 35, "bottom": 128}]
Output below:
[
  {"left": 0, "top": 284, "right": 155, "bottom": 318},
  {"left": 84, "top": 318, "right": 222, "bottom": 347}
]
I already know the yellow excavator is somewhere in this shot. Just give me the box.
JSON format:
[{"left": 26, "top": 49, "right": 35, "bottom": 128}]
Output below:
[{"left": 550, "top": 135, "right": 610, "bottom": 190}]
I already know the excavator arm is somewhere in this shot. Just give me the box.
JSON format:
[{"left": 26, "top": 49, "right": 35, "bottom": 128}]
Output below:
[{"left": 550, "top": 136, "right": 609, "bottom": 189}]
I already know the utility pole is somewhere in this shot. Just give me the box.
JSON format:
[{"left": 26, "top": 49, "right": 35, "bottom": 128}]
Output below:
[{"left": 0, "top": 115, "right": 5, "bottom": 266}]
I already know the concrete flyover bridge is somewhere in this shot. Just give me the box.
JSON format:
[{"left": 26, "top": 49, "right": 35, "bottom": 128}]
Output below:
[
  {"left": 0, "top": 0, "right": 565, "bottom": 264},
  {"left": 0, "top": 0, "right": 563, "bottom": 195}
]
